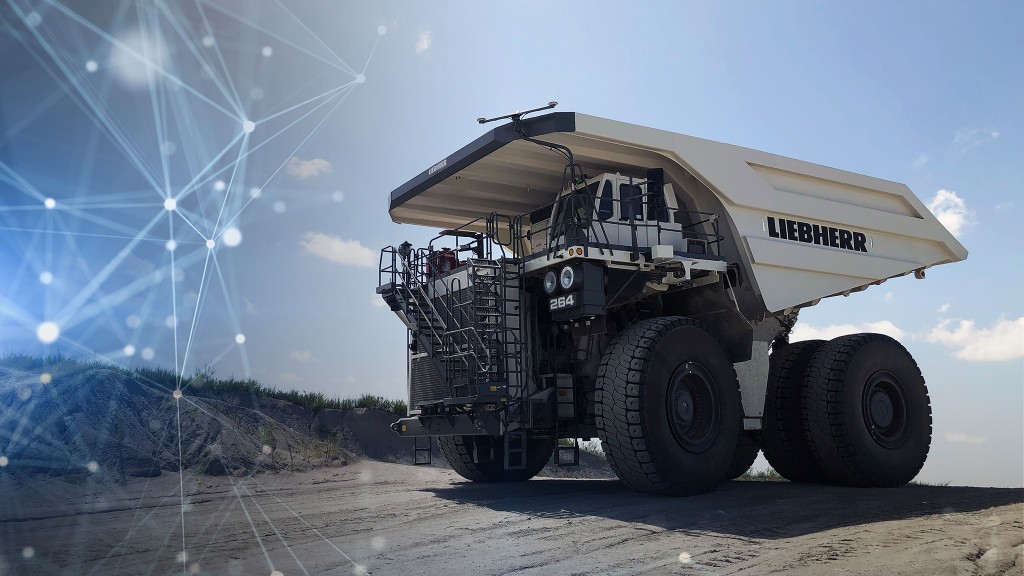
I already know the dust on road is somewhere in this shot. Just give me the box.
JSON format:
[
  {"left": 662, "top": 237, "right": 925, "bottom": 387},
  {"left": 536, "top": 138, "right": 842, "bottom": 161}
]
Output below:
[{"left": 1, "top": 460, "right": 1021, "bottom": 575}]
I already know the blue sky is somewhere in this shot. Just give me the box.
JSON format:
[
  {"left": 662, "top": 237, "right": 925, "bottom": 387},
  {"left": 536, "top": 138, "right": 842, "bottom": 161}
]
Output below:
[{"left": 0, "top": 1, "right": 1020, "bottom": 486}]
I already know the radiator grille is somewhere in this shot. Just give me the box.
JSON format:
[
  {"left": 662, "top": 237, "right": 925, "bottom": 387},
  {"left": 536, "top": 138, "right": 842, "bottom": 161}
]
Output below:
[{"left": 410, "top": 355, "right": 447, "bottom": 407}]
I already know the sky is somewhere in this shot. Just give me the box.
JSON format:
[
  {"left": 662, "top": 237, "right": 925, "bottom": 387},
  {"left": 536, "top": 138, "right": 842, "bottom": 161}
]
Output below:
[{"left": 0, "top": 1, "right": 1021, "bottom": 487}]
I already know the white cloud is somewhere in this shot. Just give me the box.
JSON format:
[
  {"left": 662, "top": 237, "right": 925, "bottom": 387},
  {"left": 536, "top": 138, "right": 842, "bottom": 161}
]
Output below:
[
  {"left": 953, "top": 127, "right": 1000, "bottom": 152},
  {"left": 286, "top": 156, "right": 332, "bottom": 179},
  {"left": 937, "top": 303, "right": 950, "bottom": 314},
  {"left": 926, "top": 189, "right": 974, "bottom": 238},
  {"left": 926, "top": 317, "right": 1024, "bottom": 362},
  {"left": 945, "top": 432, "right": 986, "bottom": 445},
  {"left": 790, "top": 320, "right": 907, "bottom": 343},
  {"left": 371, "top": 294, "right": 387, "bottom": 308},
  {"left": 301, "top": 233, "right": 375, "bottom": 267},
  {"left": 912, "top": 153, "right": 929, "bottom": 169},
  {"left": 415, "top": 30, "right": 432, "bottom": 53},
  {"left": 290, "top": 350, "right": 314, "bottom": 363}
]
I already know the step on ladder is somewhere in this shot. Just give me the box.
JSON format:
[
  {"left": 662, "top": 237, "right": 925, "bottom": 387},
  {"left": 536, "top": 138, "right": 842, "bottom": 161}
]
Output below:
[
  {"left": 413, "top": 436, "right": 432, "bottom": 465},
  {"left": 504, "top": 429, "right": 527, "bottom": 470}
]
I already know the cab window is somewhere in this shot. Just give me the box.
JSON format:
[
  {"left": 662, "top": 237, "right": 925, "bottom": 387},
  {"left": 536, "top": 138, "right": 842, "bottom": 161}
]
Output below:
[
  {"left": 619, "top": 183, "right": 644, "bottom": 221},
  {"left": 597, "top": 180, "right": 613, "bottom": 221}
]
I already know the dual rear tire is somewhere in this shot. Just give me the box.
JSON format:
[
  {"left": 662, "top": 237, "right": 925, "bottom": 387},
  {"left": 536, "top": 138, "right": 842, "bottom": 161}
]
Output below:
[{"left": 763, "top": 334, "right": 932, "bottom": 487}]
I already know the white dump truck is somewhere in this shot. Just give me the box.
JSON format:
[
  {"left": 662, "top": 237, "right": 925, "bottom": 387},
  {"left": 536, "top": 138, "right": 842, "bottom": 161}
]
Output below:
[{"left": 378, "top": 104, "right": 967, "bottom": 495}]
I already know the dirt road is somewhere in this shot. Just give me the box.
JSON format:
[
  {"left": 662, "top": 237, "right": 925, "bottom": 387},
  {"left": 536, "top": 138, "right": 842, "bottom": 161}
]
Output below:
[{"left": 1, "top": 460, "right": 1021, "bottom": 575}]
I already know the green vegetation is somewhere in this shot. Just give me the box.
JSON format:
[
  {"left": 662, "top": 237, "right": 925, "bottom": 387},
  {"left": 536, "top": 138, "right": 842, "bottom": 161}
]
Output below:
[{"left": 0, "top": 352, "right": 407, "bottom": 416}]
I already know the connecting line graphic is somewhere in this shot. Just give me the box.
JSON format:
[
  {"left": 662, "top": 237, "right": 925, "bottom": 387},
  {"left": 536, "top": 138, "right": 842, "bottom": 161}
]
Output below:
[
  {"left": 250, "top": 478, "right": 368, "bottom": 573},
  {"left": 2, "top": 1, "right": 387, "bottom": 573}
]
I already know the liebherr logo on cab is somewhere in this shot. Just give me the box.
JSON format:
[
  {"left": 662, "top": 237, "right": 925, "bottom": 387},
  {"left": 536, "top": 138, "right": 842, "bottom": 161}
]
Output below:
[{"left": 767, "top": 216, "right": 868, "bottom": 253}]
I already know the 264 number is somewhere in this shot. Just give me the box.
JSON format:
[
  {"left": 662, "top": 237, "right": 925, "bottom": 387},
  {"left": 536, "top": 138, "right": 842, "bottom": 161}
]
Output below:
[{"left": 549, "top": 294, "right": 576, "bottom": 311}]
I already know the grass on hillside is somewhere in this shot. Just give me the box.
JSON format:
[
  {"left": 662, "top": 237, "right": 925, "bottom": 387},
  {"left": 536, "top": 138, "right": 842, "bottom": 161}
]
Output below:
[
  {"left": 737, "top": 467, "right": 785, "bottom": 481},
  {"left": 0, "top": 352, "right": 408, "bottom": 416}
]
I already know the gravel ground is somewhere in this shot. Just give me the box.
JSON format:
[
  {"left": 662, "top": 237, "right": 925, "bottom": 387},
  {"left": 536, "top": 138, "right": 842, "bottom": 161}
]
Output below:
[{"left": 1, "top": 460, "right": 1021, "bottom": 575}]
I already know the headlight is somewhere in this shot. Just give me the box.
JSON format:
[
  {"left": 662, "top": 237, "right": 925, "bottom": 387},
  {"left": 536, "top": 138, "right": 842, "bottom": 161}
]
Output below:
[
  {"left": 543, "top": 270, "right": 558, "bottom": 294},
  {"left": 559, "top": 266, "right": 575, "bottom": 290}
]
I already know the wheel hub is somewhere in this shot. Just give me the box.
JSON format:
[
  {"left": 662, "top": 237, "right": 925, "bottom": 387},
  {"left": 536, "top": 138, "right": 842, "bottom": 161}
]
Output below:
[
  {"left": 861, "top": 371, "right": 911, "bottom": 449},
  {"left": 666, "top": 362, "right": 720, "bottom": 453}
]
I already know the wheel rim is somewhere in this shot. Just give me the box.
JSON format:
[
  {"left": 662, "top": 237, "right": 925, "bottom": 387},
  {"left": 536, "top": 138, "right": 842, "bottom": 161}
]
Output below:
[
  {"left": 861, "top": 371, "right": 912, "bottom": 449},
  {"left": 666, "top": 362, "right": 720, "bottom": 453}
]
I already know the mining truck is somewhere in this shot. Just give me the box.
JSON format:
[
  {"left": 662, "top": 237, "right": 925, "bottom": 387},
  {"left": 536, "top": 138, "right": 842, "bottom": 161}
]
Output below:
[{"left": 377, "top": 104, "right": 967, "bottom": 495}]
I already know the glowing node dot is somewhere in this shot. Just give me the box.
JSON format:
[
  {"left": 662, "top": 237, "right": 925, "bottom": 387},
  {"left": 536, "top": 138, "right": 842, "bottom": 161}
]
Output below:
[
  {"left": 123, "top": 344, "right": 136, "bottom": 357},
  {"left": 177, "top": 551, "right": 189, "bottom": 564},
  {"left": 261, "top": 46, "right": 273, "bottom": 57},
  {"left": 85, "top": 59, "right": 98, "bottom": 73},
  {"left": 165, "top": 239, "right": 177, "bottom": 252},
  {"left": 86, "top": 461, "right": 99, "bottom": 473},
  {"left": 44, "top": 197, "right": 55, "bottom": 209},
  {"left": 141, "top": 347, "right": 155, "bottom": 361},
  {"left": 39, "top": 373, "right": 52, "bottom": 385},
  {"left": 377, "top": 25, "right": 387, "bottom": 35},
  {"left": 242, "top": 119, "right": 255, "bottom": 133},
  {"left": 354, "top": 564, "right": 368, "bottom": 576},
  {"left": 0, "top": 456, "right": 7, "bottom": 467},
  {"left": 206, "top": 239, "right": 216, "bottom": 249},
  {"left": 222, "top": 227, "right": 242, "bottom": 247},
  {"left": 262, "top": 445, "right": 272, "bottom": 455},
  {"left": 173, "top": 389, "right": 182, "bottom": 399},
  {"left": 126, "top": 315, "right": 141, "bottom": 328},
  {"left": 678, "top": 552, "right": 691, "bottom": 564},
  {"left": 39, "top": 271, "right": 53, "bottom": 285},
  {"left": 370, "top": 535, "right": 386, "bottom": 550},
  {"left": 22, "top": 546, "right": 34, "bottom": 559},
  {"left": 355, "top": 74, "right": 365, "bottom": 84},
  {"left": 271, "top": 571, "right": 283, "bottom": 576},
  {"left": 36, "top": 322, "right": 60, "bottom": 344},
  {"left": 202, "top": 35, "right": 214, "bottom": 47},
  {"left": 164, "top": 198, "right": 177, "bottom": 211},
  {"left": 332, "top": 191, "right": 344, "bottom": 202},
  {"left": 273, "top": 201, "right": 286, "bottom": 213},
  {"left": 190, "top": 562, "right": 201, "bottom": 574},
  {"left": 165, "top": 315, "right": 177, "bottom": 328},
  {"left": 25, "top": 11, "right": 41, "bottom": 27},
  {"left": 235, "top": 333, "right": 246, "bottom": 344},
  {"left": 250, "top": 187, "right": 262, "bottom": 199},
  {"left": 214, "top": 180, "right": 226, "bottom": 192}
]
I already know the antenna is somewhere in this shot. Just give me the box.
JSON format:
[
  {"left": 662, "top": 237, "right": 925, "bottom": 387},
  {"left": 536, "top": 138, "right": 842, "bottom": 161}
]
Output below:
[{"left": 477, "top": 101, "right": 557, "bottom": 124}]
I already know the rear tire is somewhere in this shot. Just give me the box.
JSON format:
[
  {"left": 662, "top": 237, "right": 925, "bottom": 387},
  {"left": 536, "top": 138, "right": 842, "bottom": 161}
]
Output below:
[
  {"left": 596, "top": 317, "right": 742, "bottom": 496},
  {"left": 802, "top": 333, "right": 932, "bottom": 487},
  {"left": 438, "top": 435, "right": 554, "bottom": 482},
  {"left": 761, "top": 340, "right": 828, "bottom": 483}
]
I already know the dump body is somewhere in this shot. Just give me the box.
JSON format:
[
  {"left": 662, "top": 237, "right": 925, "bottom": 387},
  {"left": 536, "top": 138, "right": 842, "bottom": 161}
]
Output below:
[{"left": 389, "top": 112, "right": 966, "bottom": 315}]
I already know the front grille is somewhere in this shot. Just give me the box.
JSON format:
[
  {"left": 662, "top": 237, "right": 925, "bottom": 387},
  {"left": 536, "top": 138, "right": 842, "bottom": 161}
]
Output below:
[{"left": 410, "top": 355, "right": 448, "bottom": 407}]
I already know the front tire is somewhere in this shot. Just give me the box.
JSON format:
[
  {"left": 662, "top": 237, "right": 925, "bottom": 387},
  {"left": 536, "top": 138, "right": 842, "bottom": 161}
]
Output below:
[
  {"left": 802, "top": 333, "right": 932, "bottom": 487},
  {"left": 596, "top": 317, "right": 742, "bottom": 496},
  {"left": 438, "top": 435, "right": 554, "bottom": 482}
]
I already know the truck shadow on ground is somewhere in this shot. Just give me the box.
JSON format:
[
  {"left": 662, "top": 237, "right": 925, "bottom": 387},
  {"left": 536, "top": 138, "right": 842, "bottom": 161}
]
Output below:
[{"left": 425, "top": 478, "right": 1023, "bottom": 540}]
